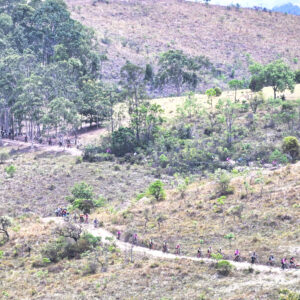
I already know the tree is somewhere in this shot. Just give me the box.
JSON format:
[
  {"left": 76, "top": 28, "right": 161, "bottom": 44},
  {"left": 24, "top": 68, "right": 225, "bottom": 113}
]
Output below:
[
  {"left": 67, "top": 182, "right": 95, "bottom": 213},
  {"left": 111, "top": 127, "right": 136, "bottom": 156},
  {"left": 205, "top": 88, "right": 217, "bottom": 108},
  {"left": 0, "top": 216, "right": 11, "bottom": 241},
  {"left": 282, "top": 136, "right": 299, "bottom": 161},
  {"left": 148, "top": 180, "right": 166, "bottom": 201},
  {"left": 228, "top": 79, "right": 244, "bottom": 102},
  {"left": 120, "top": 61, "right": 147, "bottom": 143},
  {"left": 156, "top": 50, "right": 211, "bottom": 96},
  {"left": 249, "top": 60, "right": 295, "bottom": 99}
]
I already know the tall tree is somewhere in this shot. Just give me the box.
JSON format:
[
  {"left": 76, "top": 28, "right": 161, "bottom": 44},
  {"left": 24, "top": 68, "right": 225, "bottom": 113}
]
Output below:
[
  {"left": 120, "top": 61, "right": 147, "bottom": 142},
  {"left": 156, "top": 50, "right": 211, "bottom": 96},
  {"left": 249, "top": 60, "right": 295, "bottom": 99}
]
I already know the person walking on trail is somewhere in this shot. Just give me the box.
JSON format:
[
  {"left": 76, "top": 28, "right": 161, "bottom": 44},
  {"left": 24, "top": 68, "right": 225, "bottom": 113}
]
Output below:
[
  {"left": 163, "top": 241, "right": 168, "bottom": 253},
  {"left": 149, "top": 239, "right": 153, "bottom": 250},
  {"left": 85, "top": 214, "right": 89, "bottom": 224},
  {"left": 207, "top": 247, "right": 212, "bottom": 258},
  {"left": 197, "top": 247, "right": 202, "bottom": 258},
  {"left": 80, "top": 214, "right": 84, "bottom": 223},
  {"left": 93, "top": 218, "right": 99, "bottom": 228},
  {"left": 234, "top": 249, "right": 240, "bottom": 261},
  {"left": 133, "top": 233, "right": 137, "bottom": 245},
  {"left": 251, "top": 252, "right": 257, "bottom": 264},
  {"left": 175, "top": 244, "right": 181, "bottom": 255},
  {"left": 117, "top": 230, "right": 121, "bottom": 240},
  {"left": 281, "top": 257, "right": 288, "bottom": 269},
  {"left": 268, "top": 255, "right": 275, "bottom": 266}
]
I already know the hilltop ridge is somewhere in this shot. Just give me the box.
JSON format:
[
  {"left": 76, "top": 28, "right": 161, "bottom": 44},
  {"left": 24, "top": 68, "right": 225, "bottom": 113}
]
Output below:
[{"left": 66, "top": 0, "right": 300, "bottom": 91}]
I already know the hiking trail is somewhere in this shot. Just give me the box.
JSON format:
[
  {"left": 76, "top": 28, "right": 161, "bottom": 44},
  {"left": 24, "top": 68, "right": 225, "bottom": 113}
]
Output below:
[{"left": 42, "top": 217, "right": 300, "bottom": 277}]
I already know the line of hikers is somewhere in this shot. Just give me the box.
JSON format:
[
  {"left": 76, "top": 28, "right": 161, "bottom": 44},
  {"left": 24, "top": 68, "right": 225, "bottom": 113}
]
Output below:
[
  {"left": 54, "top": 213, "right": 298, "bottom": 269},
  {"left": 117, "top": 231, "right": 299, "bottom": 269}
]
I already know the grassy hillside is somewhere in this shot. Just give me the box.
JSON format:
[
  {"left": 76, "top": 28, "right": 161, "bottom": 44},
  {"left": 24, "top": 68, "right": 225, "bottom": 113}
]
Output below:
[
  {"left": 0, "top": 216, "right": 298, "bottom": 299},
  {"left": 97, "top": 162, "right": 300, "bottom": 263},
  {"left": 66, "top": 0, "right": 300, "bottom": 88}
]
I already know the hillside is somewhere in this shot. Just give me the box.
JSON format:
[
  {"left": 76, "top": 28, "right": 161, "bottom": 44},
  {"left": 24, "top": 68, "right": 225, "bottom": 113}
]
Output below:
[
  {"left": 66, "top": 0, "right": 300, "bottom": 91},
  {"left": 273, "top": 3, "right": 300, "bottom": 15}
]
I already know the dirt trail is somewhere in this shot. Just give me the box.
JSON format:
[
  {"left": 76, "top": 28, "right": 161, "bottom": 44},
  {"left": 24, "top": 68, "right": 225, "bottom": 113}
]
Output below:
[
  {"left": 42, "top": 217, "right": 300, "bottom": 277},
  {"left": 2, "top": 139, "right": 82, "bottom": 156}
]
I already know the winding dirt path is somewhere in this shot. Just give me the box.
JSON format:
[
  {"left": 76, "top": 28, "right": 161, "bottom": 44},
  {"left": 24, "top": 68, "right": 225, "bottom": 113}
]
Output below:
[{"left": 42, "top": 217, "right": 300, "bottom": 276}]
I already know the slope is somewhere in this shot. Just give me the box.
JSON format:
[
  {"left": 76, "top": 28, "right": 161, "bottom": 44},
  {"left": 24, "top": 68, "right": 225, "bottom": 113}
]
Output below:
[{"left": 65, "top": 0, "right": 300, "bottom": 88}]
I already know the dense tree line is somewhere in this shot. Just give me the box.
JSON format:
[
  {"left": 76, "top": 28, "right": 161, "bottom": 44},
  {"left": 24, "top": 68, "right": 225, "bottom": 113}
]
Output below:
[{"left": 0, "top": 0, "right": 107, "bottom": 143}]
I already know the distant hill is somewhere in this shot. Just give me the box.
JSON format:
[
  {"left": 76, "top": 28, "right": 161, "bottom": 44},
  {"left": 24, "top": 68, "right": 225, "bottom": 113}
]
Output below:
[
  {"left": 66, "top": 0, "right": 300, "bottom": 94},
  {"left": 272, "top": 3, "right": 300, "bottom": 15}
]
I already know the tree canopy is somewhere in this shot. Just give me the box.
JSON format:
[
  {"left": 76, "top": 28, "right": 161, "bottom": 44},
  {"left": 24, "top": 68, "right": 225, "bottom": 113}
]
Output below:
[
  {"left": 0, "top": 0, "right": 109, "bottom": 141},
  {"left": 249, "top": 60, "right": 295, "bottom": 99}
]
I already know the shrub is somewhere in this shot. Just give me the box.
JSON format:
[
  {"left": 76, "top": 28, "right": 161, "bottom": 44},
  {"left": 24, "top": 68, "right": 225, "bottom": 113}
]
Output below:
[
  {"left": 67, "top": 182, "right": 102, "bottom": 213},
  {"left": 159, "top": 154, "right": 169, "bottom": 168},
  {"left": 282, "top": 136, "right": 299, "bottom": 161},
  {"left": 214, "top": 87, "right": 222, "bottom": 96},
  {"left": 70, "top": 182, "right": 94, "bottom": 201},
  {"left": 42, "top": 233, "right": 100, "bottom": 262},
  {"left": 269, "top": 149, "right": 288, "bottom": 164},
  {"left": 148, "top": 180, "right": 166, "bottom": 201},
  {"left": 215, "top": 169, "right": 232, "bottom": 195},
  {"left": 111, "top": 127, "right": 136, "bottom": 156},
  {"left": 216, "top": 260, "right": 233, "bottom": 276},
  {"left": 0, "top": 151, "right": 9, "bottom": 164},
  {"left": 82, "top": 145, "right": 103, "bottom": 162},
  {"left": 4, "top": 165, "right": 16, "bottom": 178},
  {"left": 279, "top": 288, "right": 300, "bottom": 300}
]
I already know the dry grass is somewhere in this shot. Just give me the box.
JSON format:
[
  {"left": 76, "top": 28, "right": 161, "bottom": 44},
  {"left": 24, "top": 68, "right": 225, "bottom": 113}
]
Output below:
[
  {"left": 0, "top": 217, "right": 298, "bottom": 299},
  {"left": 99, "top": 162, "right": 300, "bottom": 263},
  {"left": 65, "top": 0, "right": 300, "bottom": 86},
  {"left": 0, "top": 148, "right": 171, "bottom": 216}
]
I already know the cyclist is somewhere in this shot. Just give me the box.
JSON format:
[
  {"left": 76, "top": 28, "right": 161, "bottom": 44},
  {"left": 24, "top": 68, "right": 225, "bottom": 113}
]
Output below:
[
  {"left": 175, "top": 244, "right": 180, "bottom": 255},
  {"left": 117, "top": 230, "right": 121, "bottom": 240}
]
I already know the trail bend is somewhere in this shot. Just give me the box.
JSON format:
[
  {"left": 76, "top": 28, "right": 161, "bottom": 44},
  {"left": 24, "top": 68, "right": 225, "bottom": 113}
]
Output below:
[{"left": 42, "top": 217, "right": 300, "bottom": 277}]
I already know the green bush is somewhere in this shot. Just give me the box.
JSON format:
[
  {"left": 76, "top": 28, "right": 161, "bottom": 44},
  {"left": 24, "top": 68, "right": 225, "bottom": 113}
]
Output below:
[
  {"left": 216, "top": 260, "right": 233, "bottom": 276},
  {"left": 112, "top": 127, "right": 136, "bottom": 156},
  {"left": 67, "top": 182, "right": 99, "bottom": 213},
  {"left": 282, "top": 136, "right": 299, "bottom": 161},
  {"left": 214, "top": 87, "right": 222, "bottom": 96},
  {"left": 42, "top": 233, "right": 100, "bottom": 262},
  {"left": 159, "top": 154, "right": 169, "bottom": 168},
  {"left": 215, "top": 169, "right": 233, "bottom": 195},
  {"left": 4, "top": 165, "right": 16, "bottom": 178},
  {"left": 279, "top": 289, "right": 300, "bottom": 300},
  {"left": 269, "top": 149, "right": 288, "bottom": 164},
  {"left": 148, "top": 180, "right": 166, "bottom": 201}
]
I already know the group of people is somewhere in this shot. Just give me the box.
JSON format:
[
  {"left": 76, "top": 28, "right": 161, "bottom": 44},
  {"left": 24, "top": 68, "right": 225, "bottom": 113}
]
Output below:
[
  {"left": 53, "top": 212, "right": 298, "bottom": 270},
  {"left": 55, "top": 207, "right": 69, "bottom": 217},
  {"left": 116, "top": 231, "right": 298, "bottom": 269}
]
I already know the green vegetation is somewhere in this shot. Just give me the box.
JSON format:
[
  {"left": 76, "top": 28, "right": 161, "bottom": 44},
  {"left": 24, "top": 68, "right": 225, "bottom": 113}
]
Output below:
[
  {"left": 4, "top": 164, "right": 16, "bottom": 178},
  {"left": 147, "top": 180, "right": 166, "bottom": 201},
  {"left": 0, "top": 0, "right": 105, "bottom": 141},
  {"left": 67, "top": 182, "right": 105, "bottom": 213},
  {"left": 249, "top": 60, "right": 295, "bottom": 99}
]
